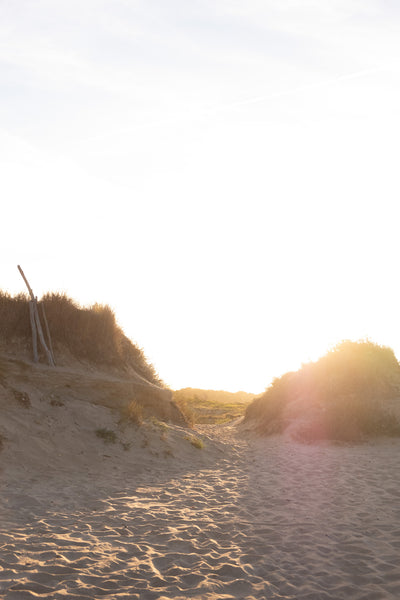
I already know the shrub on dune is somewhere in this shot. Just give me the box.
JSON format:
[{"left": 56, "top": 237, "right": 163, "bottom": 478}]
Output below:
[{"left": 244, "top": 340, "right": 400, "bottom": 442}]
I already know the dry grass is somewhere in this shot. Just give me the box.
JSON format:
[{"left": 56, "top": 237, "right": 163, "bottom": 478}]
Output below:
[
  {"left": 245, "top": 340, "right": 400, "bottom": 442},
  {"left": 119, "top": 400, "right": 143, "bottom": 427},
  {"left": 0, "top": 290, "right": 162, "bottom": 385},
  {"left": 184, "top": 434, "right": 204, "bottom": 449},
  {"left": 95, "top": 428, "right": 117, "bottom": 444},
  {"left": 0, "top": 292, "right": 30, "bottom": 340},
  {"left": 150, "top": 417, "right": 170, "bottom": 431},
  {"left": 173, "top": 388, "right": 255, "bottom": 424}
]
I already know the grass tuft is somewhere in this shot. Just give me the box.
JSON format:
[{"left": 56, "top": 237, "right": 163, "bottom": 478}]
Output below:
[
  {"left": 13, "top": 389, "right": 31, "bottom": 409},
  {"left": 119, "top": 400, "right": 143, "bottom": 427},
  {"left": 150, "top": 417, "right": 170, "bottom": 431},
  {"left": 95, "top": 428, "right": 117, "bottom": 444},
  {"left": 184, "top": 435, "right": 204, "bottom": 449}
]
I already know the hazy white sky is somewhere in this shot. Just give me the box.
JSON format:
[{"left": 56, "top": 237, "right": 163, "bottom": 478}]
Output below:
[{"left": 2, "top": 0, "right": 400, "bottom": 391}]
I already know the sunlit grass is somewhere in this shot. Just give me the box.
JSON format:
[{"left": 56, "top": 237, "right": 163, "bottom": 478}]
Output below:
[
  {"left": 173, "top": 388, "right": 255, "bottom": 425},
  {"left": 150, "top": 417, "right": 170, "bottom": 431},
  {"left": 245, "top": 340, "right": 400, "bottom": 442},
  {"left": 119, "top": 400, "right": 143, "bottom": 427},
  {"left": 184, "top": 434, "right": 204, "bottom": 449}
]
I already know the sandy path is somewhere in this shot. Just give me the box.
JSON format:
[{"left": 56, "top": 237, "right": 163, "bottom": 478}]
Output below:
[{"left": 1, "top": 424, "right": 400, "bottom": 599}]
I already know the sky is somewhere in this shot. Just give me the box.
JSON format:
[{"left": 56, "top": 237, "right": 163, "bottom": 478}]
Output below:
[{"left": 1, "top": 0, "right": 400, "bottom": 392}]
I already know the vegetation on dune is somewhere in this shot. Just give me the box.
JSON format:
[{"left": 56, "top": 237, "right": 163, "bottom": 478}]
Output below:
[
  {"left": 119, "top": 400, "right": 143, "bottom": 427},
  {"left": 244, "top": 340, "right": 400, "bottom": 442},
  {"left": 150, "top": 417, "right": 170, "bottom": 431},
  {"left": 184, "top": 434, "right": 204, "bottom": 449},
  {"left": 0, "top": 290, "right": 162, "bottom": 385},
  {"left": 0, "top": 292, "right": 29, "bottom": 340},
  {"left": 173, "top": 388, "right": 255, "bottom": 425},
  {"left": 95, "top": 428, "right": 117, "bottom": 444}
]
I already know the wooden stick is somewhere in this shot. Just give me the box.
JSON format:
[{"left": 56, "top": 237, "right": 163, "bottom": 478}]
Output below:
[
  {"left": 17, "top": 265, "right": 55, "bottom": 367},
  {"left": 33, "top": 299, "right": 55, "bottom": 367},
  {"left": 41, "top": 302, "right": 56, "bottom": 366},
  {"left": 17, "top": 265, "right": 35, "bottom": 301},
  {"left": 29, "top": 301, "right": 39, "bottom": 363}
]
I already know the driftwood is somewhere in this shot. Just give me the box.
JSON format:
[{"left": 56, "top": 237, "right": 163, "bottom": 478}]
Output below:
[
  {"left": 33, "top": 298, "right": 55, "bottom": 367},
  {"left": 17, "top": 265, "right": 55, "bottom": 367},
  {"left": 41, "top": 302, "right": 56, "bottom": 366},
  {"left": 29, "top": 301, "right": 38, "bottom": 363},
  {"left": 18, "top": 266, "right": 35, "bottom": 299}
]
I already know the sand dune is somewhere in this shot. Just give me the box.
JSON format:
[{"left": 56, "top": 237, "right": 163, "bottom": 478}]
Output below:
[{"left": 1, "top": 360, "right": 400, "bottom": 598}]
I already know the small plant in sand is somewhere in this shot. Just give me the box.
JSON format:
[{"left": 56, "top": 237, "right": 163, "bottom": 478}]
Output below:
[
  {"left": 150, "top": 417, "right": 170, "bottom": 431},
  {"left": 184, "top": 435, "right": 204, "bottom": 449},
  {"left": 49, "top": 396, "right": 64, "bottom": 407},
  {"left": 119, "top": 400, "right": 143, "bottom": 427},
  {"left": 13, "top": 389, "right": 31, "bottom": 409},
  {"left": 172, "top": 398, "right": 195, "bottom": 427},
  {"left": 95, "top": 428, "right": 117, "bottom": 444}
]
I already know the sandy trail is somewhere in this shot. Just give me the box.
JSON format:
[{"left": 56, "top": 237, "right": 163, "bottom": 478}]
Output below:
[{"left": 1, "top": 423, "right": 400, "bottom": 599}]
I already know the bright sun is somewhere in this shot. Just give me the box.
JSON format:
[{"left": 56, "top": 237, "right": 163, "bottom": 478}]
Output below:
[{"left": 2, "top": 2, "right": 400, "bottom": 392}]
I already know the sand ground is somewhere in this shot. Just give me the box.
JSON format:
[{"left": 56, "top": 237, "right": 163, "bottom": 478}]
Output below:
[{"left": 1, "top": 415, "right": 400, "bottom": 600}]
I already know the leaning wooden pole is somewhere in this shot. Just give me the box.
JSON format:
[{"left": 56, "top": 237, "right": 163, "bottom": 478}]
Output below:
[
  {"left": 29, "top": 301, "right": 39, "bottom": 363},
  {"left": 17, "top": 265, "right": 35, "bottom": 301},
  {"left": 33, "top": 298, "right": 55, "bottom": 367},
  {"left": 41, "top": 302, "right": 56, "bottom": 366},
  {"left": 17, "top": 265, "right": 55, "bottom": 367}
]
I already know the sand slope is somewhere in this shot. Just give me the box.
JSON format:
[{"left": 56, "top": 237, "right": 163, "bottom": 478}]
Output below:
[
  {"left": 1, "top": 363, "right": 400, "bottom": 599},
  {"left": 0, "top": 352, "right": 184, "bottom": 425}
]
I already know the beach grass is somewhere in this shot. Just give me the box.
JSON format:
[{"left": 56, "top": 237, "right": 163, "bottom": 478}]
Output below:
[
  {"left": 174, "top": 388, "right": 255, "bottom": 424},
  {"left": 119, "top": 400, "right": 143, "bottom": 427},
  {"left": 184, "top": 434, "right": 204, "bottom": 449},
  {"left": 0, "top": 290, "right": 161, "bottom": 384},
  {"left": 244, "top": 340, "right": 400, "bottom": 442}
]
